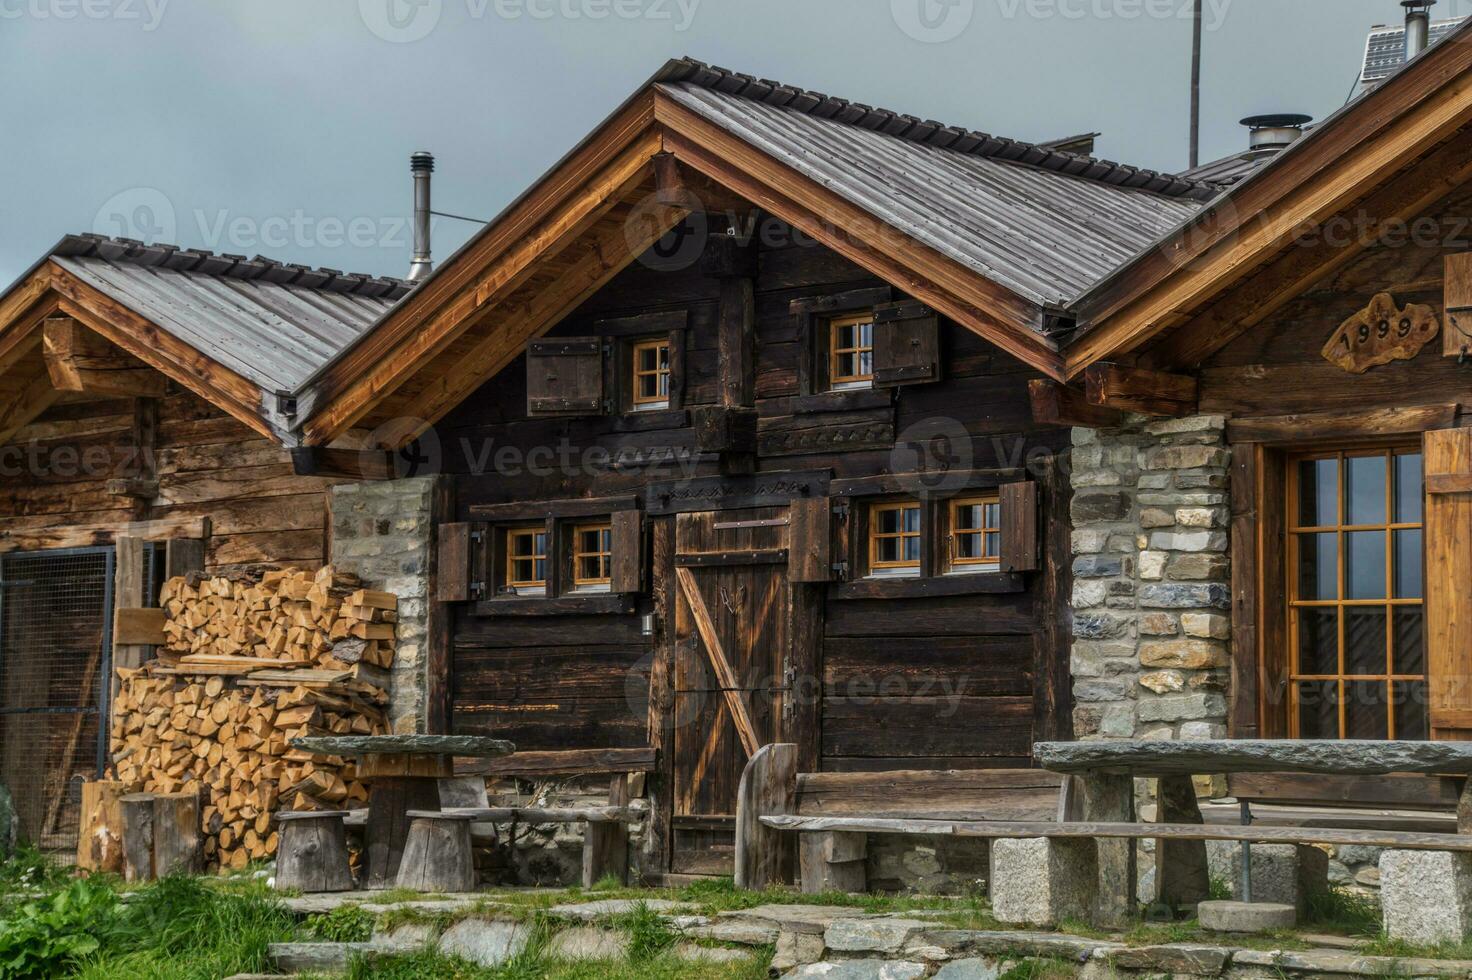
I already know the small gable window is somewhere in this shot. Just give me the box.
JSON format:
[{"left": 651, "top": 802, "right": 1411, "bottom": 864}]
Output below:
[
  {"left": 572, "top": 523, "right": 613, "bottom": 591},
  {"left": 828, "top": 312, "right": 875, "bottom": 390},
  {"left": 948, "top": 495, "right": 1001, "bottom": 573},
  {"left": 631, "top": 338, "right": 672, "bottom": 410},
  {"left": 868, "top": 499, "right": 922, "bottom": 575},
  {"left": 505, "top": 526, "right": 548, "bottom": 594}
]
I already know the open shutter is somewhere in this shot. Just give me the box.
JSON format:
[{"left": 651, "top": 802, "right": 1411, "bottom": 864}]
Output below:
[
  {"left": 610, "top": 510, "right": 644, "bottom": 594},
  {"left": 872, "top": 300, "right": 941, "bottom": 387},
  {"left": 436, "top": 523, "right": 472, "bottom": 602},
  {"left": 789, "top": 497, "right": 833, "bottom": 582},
  {"left": 1424, "top": 428, "right": 1472, "bottom": 739},
  {"left": 527, "top": 338, "right": 604, "bottom": 416},
  {"left": 999, "top": 481, "right": 1039, "bottom": 572}
]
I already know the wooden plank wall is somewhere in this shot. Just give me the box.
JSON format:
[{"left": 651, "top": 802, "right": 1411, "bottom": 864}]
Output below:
[
  {"left": 0, "top": 387, "right": 338, "bottom": 571},
  {"left": 439, "top": 220, "right": 1071, "bottom": 771}
]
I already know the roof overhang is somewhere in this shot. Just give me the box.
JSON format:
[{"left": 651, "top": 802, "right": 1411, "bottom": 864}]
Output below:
[
  {"left": 1065, "top": 22, "right": 1472, "bottom": 377},
  {"left": 294, "top": 79, "right": 1069, "bottom": 448}
]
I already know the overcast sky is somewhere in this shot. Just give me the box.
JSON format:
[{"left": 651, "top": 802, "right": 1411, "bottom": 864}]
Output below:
[{"left": 0, "top": 0, "right": 1460, "bottom": 285}]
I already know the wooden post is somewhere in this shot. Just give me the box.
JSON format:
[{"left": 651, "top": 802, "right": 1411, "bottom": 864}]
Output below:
[
  {"left": 799, "top": 830, "right": 867, "bottom": 894},
  {"left": 151, "top": 791, "right": 202, "bottom": 877},
  {"left": 275, "top": 811, "right": 353, "bottom": 893},
  {"left": 395, "top": 811, "right": 476, "bottom": 892},
  {"left": 112, "top": 536, "right": 148, "bottom": 707},
  {"left": 1080, "top": 772, "right": 1137, "bottom": 927},
  {"left": 76, "top": 780, "right": 127, "bottom": 873},
  {"left": 582, "top": 773, "right": 631, "bottom": 887},
  {"left": 1155, "top": 775, "right": 1210, "bottom": 909},
  {"left": 120, "top": 793, "right": 154, "bottom": 882},
  {"left": 1458, "top": 778, "right": 1472, "bottom": 835},
  {"left": 734, "top": 742, "right": 797, "bottom": 889}
]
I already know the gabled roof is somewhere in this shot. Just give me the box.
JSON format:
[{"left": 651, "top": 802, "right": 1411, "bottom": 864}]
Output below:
[
  {"left": 291, "top": 57, "right": 1205, "bottom": 446},
  {"left": 0, "top": 234, "right": 409, "bottom": 441},
  {"left": 1062, "top": 19, "right": 1472, "bottom": 375}
]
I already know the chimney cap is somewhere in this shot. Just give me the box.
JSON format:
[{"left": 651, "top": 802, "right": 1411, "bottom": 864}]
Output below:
[
  {"left": 410, "top": 150, "right": 435, "bottom": 173},
  {"left": 1402, "top": 1, "right": 1436, "bottom": 10},
  {"left": 1239, "top": 113, "right": 1313, "bottom": 129}
]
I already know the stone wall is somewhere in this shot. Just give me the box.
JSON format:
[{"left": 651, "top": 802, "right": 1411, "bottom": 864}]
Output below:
[
  {"left": 1068, "top": 415, "right": 1232, "bottom": 743},
  {"left": 328, "top": 476, "right": 438, "bottom": 733}
]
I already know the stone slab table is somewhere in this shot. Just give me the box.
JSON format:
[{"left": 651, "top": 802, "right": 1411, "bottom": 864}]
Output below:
[
  {"left": 291, "top": 734, "right": 514, "bottom": 887},
  {"left": 1034, "top": 739, "right": 1472, "bottom": 926}
]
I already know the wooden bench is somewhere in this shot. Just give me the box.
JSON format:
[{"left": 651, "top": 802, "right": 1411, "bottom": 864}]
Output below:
[
  {"left": 454, "top": 747, "right": 658, "bottom": 887},
  {"left": 733, "top": 743, "right": 1066, "bottom": 892}
]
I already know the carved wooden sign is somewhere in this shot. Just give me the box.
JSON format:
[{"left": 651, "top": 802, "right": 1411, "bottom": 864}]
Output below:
[{"left": 1321, "top": 292, "right": 1440, "bottom": 374}]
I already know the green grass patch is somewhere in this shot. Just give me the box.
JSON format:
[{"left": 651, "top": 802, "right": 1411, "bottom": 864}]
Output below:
[
  {"left": 306, "top": 902, "right": 377, "bottom": 942},
  {"left": 996, "top": 956, "right": 1079, "bottom": 980}
]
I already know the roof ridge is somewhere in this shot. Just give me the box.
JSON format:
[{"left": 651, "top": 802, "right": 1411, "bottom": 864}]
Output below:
[
  {"left": 653, "top": 57, "right": 1220, "bottom": 201},
  {"left": 54, "top": 233, "right": 413, "bottom": 300}
]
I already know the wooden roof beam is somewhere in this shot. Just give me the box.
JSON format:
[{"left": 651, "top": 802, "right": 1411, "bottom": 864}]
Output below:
[
  {"left": 1084, "top": 363, "right": 1198, "bottom": 417},
  {"left": 42, "top": 316, "right": 168, "bottom": 399},
  {"left": 0, "top": 367, "right": 60, "bottom": 445},
  {"left": 1029, "top": 379, "right": 1126, "bottom": 428}
]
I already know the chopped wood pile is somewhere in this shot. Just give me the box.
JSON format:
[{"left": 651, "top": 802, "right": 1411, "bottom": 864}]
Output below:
[{"left": 108, "top": 565, "right": 396, "bottom": 870}]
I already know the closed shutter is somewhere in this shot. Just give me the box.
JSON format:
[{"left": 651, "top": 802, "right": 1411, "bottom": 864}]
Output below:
[
  {"left": 1425, "top": 427, "right": 1472, "bottom": 739},
  {"left": 436, "top": 523, "right": 472, "bottom": 602},
  {"left": 526, "top": 338, "right": 604, "bottom": 415},
  {"left": 789, "top": 497, "right": 833, "bottom": 583},
  {"left": 999, "top": 481, "right": 1039, "bottom": 573},
  {"left": 872, "top": 300, "right": 940, "bottom": 387},
  {"left": 610, "top": 510, "right": 645, "bottom": 594}
]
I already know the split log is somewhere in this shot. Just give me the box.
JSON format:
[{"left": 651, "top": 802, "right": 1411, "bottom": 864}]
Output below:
[
  {"left": 395, "top": 812, "right": 476, "bottom": 893},
  {"left": 275, "top": 811, "right": 353, "bottom": 892}
]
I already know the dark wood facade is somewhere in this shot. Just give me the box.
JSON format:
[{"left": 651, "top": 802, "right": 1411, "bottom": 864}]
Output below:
[{"left": 433, "top": 219, "right": 1073, "bottom": 876}]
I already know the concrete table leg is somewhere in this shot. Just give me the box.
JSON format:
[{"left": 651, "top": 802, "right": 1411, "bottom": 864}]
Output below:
[
  {"left": 1080, "top": 771, "right": 1136, "bottom": 928},
  {"left": 1156, "top": 774, "right": 1210, "bottom": 910}
]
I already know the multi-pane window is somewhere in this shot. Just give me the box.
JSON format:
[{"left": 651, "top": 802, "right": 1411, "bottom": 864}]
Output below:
[
  {"left": 868, "top": 500, "right": 922, "bottom": 574},
  {"left": 949, "top": 496, "right": 1001, "bottom": 572},
  {"left": 829, "top": 312, "right": 875, "bottom": 389},
  {"left": 1287, "top": 448, "right": 1426, "bottom": 740},
  {"left": 631, "top": 339, "right": 671, "bottom": 409},
  {"left": 505, "top": 526, "right": 548, "bottom": 593},
  {"left": 572, "top": 523, "right": 613, "bottom": 589}
]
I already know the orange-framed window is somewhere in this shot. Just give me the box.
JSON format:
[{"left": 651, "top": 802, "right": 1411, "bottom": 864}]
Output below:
[
  {"left": 631, "top": 338, "right": 671, "bottom": 408},
  {"left": 505, "top": 526, "right": 548, "bottom": 591},
  {"left": 1286, "top": 447, "right": 1426, "bottom": 739},
  {"left": 868, "top": 500, "right": 921, "bottom": 573},
  {"left": 572, "top": 523, "right": 612, "bottom": 588},
  {"left": 828, "top": 312, "right": 874, "bottom": 389},
  {"left": 949, "top": 495, "right": 1001, "bottom": 571}
]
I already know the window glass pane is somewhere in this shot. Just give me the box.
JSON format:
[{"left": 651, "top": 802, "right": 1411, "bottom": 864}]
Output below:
[
  {"left": 902, "top": 507, "right": 921, "bottom": 533},
  {"left": 856, "top": 322, "right": 873, "bottom": 347},
  {"left": 857, "top": 350, "right": 873, "bottom": 376},
  {"left": 955, "top": 532, "right": 981, "bottom": 559},
  {"left": 1344, "top": 455, "right": 1387, "bottom": 526},
  {"left": 1344, "top": 531, "right": 1386, "bottom": 600},
  {"left": 984, "top": 531, "right": 1000, "bottom": 556},
  {"left": 875, "top": 537, "right": 900, "bottom": 564},
  {"left": 1392, "top": 680, "right": 1429, "bottom": 739},
  {"left": 1298, "top": 458, "right": 1338, "bottom": 527},
  {"left": 1343, "top": 607, "right": 1387, "bottom": 675},
  {"left": 984, "top": 503, "right": 1001, "bottom": 527},
  {"left": 835, "top": 323, "right": 856, "bottom": 348},
  {"left": 1394, "top": 529, "right": 1422, "bottom": 599},
  {"left": 534, "top": 558, "right": 546, "bottom": 582},
  {"left": 956, "top": 505, "right": 981, "bottom": 531},
  {"left": 638, "top": 346, "right": 658, "bottom": 371},
  {"left": 835, "top": 352, "right": 858, "bottom": 379},
  {"left": 1344, "top": 681, "right": 1389, "bottom": 739},
  {"left": 1296, "top": 533, "right": 1337, "bottom": 600},
  {"left": 1393, "top": 608, "right": 1425, "bottom": 676},
  {"left": 1297, "top": 681, "right": 1339, "bottom": 738},
  {"left": 1395, "top": 452, "right": 1423, "bottom": 523},
  {"left": 1296, "top": 608, "right": 1339, "bottom": 675}
]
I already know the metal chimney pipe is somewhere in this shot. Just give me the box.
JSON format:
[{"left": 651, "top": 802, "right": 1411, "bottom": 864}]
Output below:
[
  {"left": 1404, "top": 0, "right": 1435, "bottom": 60},
  {"left": 1240, "top": 114, "right": 1312, "bottom": 152},
  {"left": 408, "top": 151, "right": 434, "bottom": 282}
]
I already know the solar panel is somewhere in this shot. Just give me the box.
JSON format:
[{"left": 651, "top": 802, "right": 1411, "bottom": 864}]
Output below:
[{"left": 1362, "top": 17, "right": 1466, "bottom": 85}]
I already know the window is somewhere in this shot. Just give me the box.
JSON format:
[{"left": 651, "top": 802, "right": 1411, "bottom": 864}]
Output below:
[
  {"left": 572, "top": 523, "right": 612, "bottom": 590},
  {"left": 868, "top": 500, "right": 921, "bottom": 575},
  {"left": 505, "top": 526, "right": 548, "bottom": 594},
  {"left": 828, "top": 312, "right": 874, "bottom": 390},
  {"left": 631, "top": 338, "right": 671, "bottom": 410},
  {"left": 1287, "top": 447, "right": 1426, "bottom": 739},
  {"left": 948, "top": 496, "right": 1001, "bottom": 572}
]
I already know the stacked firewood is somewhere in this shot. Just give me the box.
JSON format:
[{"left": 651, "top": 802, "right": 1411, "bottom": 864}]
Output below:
[{"left": 108, "top": 565, "right": 397, "bottom": 869}]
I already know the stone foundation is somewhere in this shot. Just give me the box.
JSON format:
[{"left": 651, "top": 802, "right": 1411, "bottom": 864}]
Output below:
[{"left": 328, "top": 476, "right": 439, "bottom": 733}]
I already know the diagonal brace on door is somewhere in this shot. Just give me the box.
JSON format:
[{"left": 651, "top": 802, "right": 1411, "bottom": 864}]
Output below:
[{"left": 675, "top": 566, "right": 761, "bottom": 758}]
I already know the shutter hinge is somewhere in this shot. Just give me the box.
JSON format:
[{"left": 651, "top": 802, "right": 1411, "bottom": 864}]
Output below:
[
  {"left": 470, "top": 529, "right": 485, "bottom": 543},
  {"left": 469, "top": 581, "right": 487, "bottom": 601},
  {"left": 830, "top": 560, "right": 849, "bottom": 578},
  {"left": 832, "top": 502, "right": 850, "bottom": 521}
]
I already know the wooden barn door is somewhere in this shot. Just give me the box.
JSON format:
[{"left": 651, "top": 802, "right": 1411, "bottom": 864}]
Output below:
[{"left": 670, "top": 507, "right": 792, "bottom": 875}]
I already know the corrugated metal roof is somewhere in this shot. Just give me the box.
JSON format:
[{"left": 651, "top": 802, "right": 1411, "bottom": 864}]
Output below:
[
  {"left": 47, "top": 234, "right": 407, "bottom": 393},
  {"left": 1363, "top": 17, "right": 1467, "bottom": 86},
  {"left": 661, "top": 81, "right": 1203, "bottom": 309}
]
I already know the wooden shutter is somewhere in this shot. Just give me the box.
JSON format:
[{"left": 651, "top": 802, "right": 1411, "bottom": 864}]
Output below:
[
  {"left": 1425, "top": 428, "right": 1472, "bottom": 739},
  {"left": 610, "top": 510, "right": 644, "bottom": 594},
  {"left": 526, "top": 338, "right": 604, "bottom": 415},
  {"left": 789, "top": 497, "right": 833, "bottom": 583},
  {"left": 436, "top": 523, "right": 472, "bottom": 602},
  {"left": 872, "top": 300, "right": 941, "bottom": 387},
  {"left": 999, "top": 481, "right": 1039, "bottom": 573}
]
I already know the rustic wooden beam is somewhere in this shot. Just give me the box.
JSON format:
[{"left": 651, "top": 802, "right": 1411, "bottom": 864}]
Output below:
[
  {"left": 290, "top": 446, "right": 394, "bottom": 481},
  {"left": 0, "top": 515, "right": 209, "bottom": 554},
  {"left": 42, "top": 316, "right": 167, "bottom": 398},
  {"left": 456, "top": 747, "right": 657, "bottom": 778},
  {"left": 1028, "top": 378, "right": 1125, "bottom": 427},
  {"left": 1226, "top": 403, "right": 1460, "bottom": 444},
  {"left": 1084, "top": 363, "right": 1197, "bottom": 417},
  {"left": 0, "top": 367, "right": 60, "bottom": 445}
]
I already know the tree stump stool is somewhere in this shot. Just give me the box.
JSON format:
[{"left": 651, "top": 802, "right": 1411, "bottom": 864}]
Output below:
[
  {"left": 395, "top": 810, "right": 476, "bottom": 893},
  {"left": 275, "top": 811, "right": 353, "bottom": 893}
]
